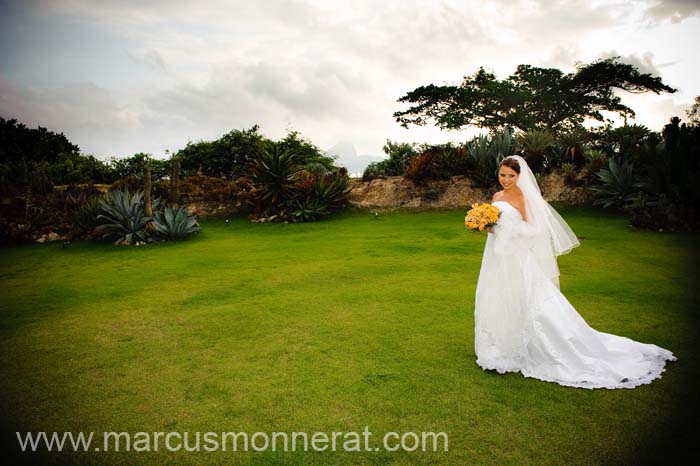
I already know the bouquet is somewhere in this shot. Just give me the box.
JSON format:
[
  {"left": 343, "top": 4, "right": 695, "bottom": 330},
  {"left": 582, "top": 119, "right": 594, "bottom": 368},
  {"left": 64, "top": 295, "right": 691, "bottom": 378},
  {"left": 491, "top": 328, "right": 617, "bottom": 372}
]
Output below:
[{"left": 465, "top": 202, "right": 501, "bottom": 231}]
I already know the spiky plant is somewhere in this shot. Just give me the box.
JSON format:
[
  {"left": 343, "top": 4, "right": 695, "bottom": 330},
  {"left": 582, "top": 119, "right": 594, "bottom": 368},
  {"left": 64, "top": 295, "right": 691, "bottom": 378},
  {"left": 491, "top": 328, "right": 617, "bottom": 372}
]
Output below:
[
  {"left": 248, "top": 146, "right": 301, "bottom": 209},
  {"left": 466, "top": 135, "right": 500, "bottom": 188},
  {"left": 152, "top": 206, "right": 201, "bottom": 239},
  {"left": 517, "top": 129, "right": 555, "bottom": 173},
  {"left": 561, "top": 162, "right": 577, "bottom": 185},
  {"left": 95, "top": 189, "right": 151, "bottom": 245},
  {"left": 490, "top": 129, "right": 517, "bottom": 159},
  {"left": 405, "top": 150, "right": 441, "bottom": 185},
  {"left": 584, "top": 149, "right": 609, "bottom": 174},
  {"left": 589, "top": 158, "right": 642, "bottom": 208}
]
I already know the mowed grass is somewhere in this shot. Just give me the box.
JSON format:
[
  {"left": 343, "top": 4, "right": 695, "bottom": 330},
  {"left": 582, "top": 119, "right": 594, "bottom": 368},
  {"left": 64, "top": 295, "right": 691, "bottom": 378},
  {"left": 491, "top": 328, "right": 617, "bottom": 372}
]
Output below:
[{"left": 0, "top": 205, "right": 698, "bottom": 466}]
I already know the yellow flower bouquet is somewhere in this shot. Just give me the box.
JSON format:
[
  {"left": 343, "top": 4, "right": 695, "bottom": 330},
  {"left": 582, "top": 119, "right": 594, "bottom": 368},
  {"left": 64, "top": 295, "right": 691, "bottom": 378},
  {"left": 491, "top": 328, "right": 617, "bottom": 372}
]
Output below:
[{"left": 465, "top": 202, "right": 501, "bottom": 231}]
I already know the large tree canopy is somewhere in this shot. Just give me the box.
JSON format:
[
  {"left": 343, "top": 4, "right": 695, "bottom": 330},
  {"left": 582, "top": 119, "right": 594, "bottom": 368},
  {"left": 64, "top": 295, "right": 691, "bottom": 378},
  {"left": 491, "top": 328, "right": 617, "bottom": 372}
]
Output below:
[{"left": 393, "top": 57, "right": 676, "bottom": 133}]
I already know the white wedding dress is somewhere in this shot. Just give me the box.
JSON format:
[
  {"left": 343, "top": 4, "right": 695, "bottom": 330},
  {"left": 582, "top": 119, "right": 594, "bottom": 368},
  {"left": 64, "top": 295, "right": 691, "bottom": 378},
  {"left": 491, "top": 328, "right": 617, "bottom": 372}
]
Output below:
[{"left": 474, "top": 200, "right": 677, "bottom": 389}]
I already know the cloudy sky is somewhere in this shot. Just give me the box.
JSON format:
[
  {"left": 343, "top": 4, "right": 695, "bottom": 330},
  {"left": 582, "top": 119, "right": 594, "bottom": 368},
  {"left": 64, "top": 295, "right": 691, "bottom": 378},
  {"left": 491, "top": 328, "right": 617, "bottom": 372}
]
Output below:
[{"left": 1, "top": 0, "right": 699, "bottom": 165}]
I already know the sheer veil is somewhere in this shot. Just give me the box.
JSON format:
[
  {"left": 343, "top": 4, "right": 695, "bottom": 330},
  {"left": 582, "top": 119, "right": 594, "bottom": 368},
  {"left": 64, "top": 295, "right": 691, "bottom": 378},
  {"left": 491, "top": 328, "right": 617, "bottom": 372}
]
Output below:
[{"left": 505, "top": 155, "right": 580, "bottom": 288}]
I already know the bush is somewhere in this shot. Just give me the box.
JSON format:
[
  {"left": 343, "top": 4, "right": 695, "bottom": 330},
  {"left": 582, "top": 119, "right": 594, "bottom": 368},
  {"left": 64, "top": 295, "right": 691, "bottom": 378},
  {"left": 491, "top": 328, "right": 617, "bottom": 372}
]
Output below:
[
  {"left": 466, "top": 135, "right": 499, "bottom": 188},
  {"left": 152, "top": 206, "right": 201, "bottom": 239},
  {"left": 589, "top": 158, "right": 641, "bottom": 208},
  {"left": 405, "top": 150, "right": 441, "bottom": 185},
  {"left": 95, "top": 189, "right": 151, "bottom": 245}
]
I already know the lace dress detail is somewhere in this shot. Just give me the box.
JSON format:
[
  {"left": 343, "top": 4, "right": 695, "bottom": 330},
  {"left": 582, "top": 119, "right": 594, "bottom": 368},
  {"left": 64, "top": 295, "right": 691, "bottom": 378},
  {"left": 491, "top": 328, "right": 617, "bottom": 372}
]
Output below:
[{"left": 473, "top": 201, "right": 677, "bottom": 389}]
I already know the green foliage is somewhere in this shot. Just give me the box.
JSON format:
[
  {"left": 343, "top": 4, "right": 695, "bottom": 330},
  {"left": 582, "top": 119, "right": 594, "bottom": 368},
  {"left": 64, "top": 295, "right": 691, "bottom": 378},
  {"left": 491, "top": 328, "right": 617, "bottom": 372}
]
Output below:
[
  {"left": 362, "top": 162, "right": 386, "bottom": 181},
  {"left": 394, "top": 57, "right": 676, "bottom": 134},
  {"left": 517, "top": 129, "right": 555, "bottom": 173},
  {"left": 0, "top": 117, "right": 80, "bottom": 164},
  {"left": 248, "top": 146, "right": 302, "bottom": 210},
  {"left": 50, "top": 152, "right": 114, "bottom": 185},
  {"left": 152, "top": 206, "right": 201, "bottom": 239},
  {"left": 175, "top": 125, "right": 265, "bottom": 179},
  {"left": 561, "top": 162, "right": 577, "bottom": 185},
  {"left": 245, "top": 144, "right": 351, "bottom": 222},
  {"left": 584, "top": 149, "right": 609, "bottom": 176},
  {"left": 95, "top": 188, "right": 151, "bottom": 245},
  {"left": 553, "top": 127, "right": 590, "bottom": 168},
  {"left": 72, "top": 194, "right": 111, "bottom": 234},
  {"left": 0, "top": 160, "right": 54, "bottom": 196},
  {"left": 589, "top": 158, "right": 641, "bottom": 208},
  {"left": 466, "top": 134, "right": 500, "bottom": 188},
  {"left": 109, "top": 153, "right": 169, "bottom": 184},
  {"left": 361, "top": 140, "right": 418, "bottom": 181},
  {"left": 490, "top": 129, "right": 517, "bottom": 159},
  {"left": 274, "top": 130, "right": 337, "bottom": 172},
  {"left": 687, "top": 95, "right": 700, "bottom": 126}
]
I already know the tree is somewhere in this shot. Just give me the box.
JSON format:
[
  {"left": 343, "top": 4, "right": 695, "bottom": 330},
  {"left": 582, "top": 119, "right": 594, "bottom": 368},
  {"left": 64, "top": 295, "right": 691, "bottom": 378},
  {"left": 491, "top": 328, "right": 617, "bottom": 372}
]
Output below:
[
  {"left": 0, "top": 117, "right": 80, "bottom": 163},
  {"left": 394, "top": 57, "right": 676, "bottom": 134},
  {"left": 687, "top": 95, "right": 700, "bottom": 126}
]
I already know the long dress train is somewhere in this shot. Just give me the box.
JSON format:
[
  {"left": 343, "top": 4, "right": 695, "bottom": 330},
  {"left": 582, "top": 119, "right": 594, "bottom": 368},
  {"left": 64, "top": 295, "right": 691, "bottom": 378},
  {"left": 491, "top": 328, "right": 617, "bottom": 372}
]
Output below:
[{"left": 473, "top": 200, "right": 677, "bottom": 389}]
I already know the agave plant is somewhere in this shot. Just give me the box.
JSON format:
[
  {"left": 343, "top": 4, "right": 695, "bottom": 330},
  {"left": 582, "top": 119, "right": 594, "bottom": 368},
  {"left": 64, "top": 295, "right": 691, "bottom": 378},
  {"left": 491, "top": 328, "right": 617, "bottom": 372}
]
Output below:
[
  {"left": 589, "top": 158, "right": 643, "bottom": 208},
  {"left": 291, "top": 196, "right": 330, "bottom": 222},
  {"left": 152, "top": 206, "right": 201, "bottom": 239},
  {"left": 95, "top": 188, "right": 151, "bottom": 245},
  {"left": 490, "top": 129, "right": 517, "bottom": 159},
  {"left": 248, "top": 146, "right": 302, "bottom": 208},
  {"left": 466, "top": 134, "right": 500, "bottom": 188},
  {"left": 312, "top": 170, "right": 352, "bottom": 211}
]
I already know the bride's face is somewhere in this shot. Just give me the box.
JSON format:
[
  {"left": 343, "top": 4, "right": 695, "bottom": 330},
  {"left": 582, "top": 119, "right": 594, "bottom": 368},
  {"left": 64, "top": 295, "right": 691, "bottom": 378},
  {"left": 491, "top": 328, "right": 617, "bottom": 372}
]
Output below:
[{"left": 498, "top": 166, "right": 519, "bottom": 190}]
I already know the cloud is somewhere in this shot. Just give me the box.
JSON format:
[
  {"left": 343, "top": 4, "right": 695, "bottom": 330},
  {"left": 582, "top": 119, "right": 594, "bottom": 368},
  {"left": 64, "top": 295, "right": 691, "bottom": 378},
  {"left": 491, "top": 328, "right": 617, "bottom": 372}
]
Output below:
[
  {"left": 598, "top": 50, "right": 664, "bottom": 76},
  {"left": 2, "top": 0, "right": 699, "bottom": 159},
  {"left": 644, "top": 0, "right": 700, "bottom": 23},
  {"left": 126, "top": 49, "right": 168, "bottom": 72}
]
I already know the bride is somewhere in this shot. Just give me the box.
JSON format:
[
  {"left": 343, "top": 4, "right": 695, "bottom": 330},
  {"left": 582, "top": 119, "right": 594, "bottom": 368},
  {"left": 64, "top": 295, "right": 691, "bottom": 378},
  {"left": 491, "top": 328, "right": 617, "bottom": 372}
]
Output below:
[{"left": 473, "top": 155, "right": 677, "bottom": 389}]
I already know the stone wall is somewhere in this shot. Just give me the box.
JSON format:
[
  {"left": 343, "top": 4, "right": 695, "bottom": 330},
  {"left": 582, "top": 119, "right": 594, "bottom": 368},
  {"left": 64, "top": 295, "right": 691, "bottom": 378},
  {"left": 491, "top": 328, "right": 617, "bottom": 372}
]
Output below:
[{"left": 347, "top": 169, "right": 593, "bottom": 210}]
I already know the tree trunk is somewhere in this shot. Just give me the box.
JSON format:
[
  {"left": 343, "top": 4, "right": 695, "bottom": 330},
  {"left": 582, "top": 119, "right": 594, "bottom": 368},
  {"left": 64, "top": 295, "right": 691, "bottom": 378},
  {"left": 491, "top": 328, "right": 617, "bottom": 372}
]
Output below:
[
  {"left": 144, "top": 162, "right": 153, "bottom": 217},
  {"left": 170, "top": 158, "right": 181, "bottom": 206}
]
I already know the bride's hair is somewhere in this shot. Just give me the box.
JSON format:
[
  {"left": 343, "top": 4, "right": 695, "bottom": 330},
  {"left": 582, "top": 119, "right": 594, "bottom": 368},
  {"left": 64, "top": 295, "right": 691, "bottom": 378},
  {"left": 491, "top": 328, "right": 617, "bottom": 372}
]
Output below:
[{"left": 499, "top": 157, "right": 520, "bottom": 174}]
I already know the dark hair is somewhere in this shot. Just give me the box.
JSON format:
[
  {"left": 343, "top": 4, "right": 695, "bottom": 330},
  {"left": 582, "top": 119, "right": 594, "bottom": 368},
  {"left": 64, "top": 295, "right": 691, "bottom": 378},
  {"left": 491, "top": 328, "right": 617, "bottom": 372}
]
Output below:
[{"left": 499, "top": 157, "right": 520, "bottom": 174}]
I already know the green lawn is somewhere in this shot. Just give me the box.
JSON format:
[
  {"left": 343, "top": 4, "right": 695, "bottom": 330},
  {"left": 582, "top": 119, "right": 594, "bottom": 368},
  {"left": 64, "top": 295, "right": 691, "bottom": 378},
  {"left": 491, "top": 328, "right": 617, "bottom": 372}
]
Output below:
[{"left": 0, "top": 205, "right": 698, "bottom": 465}]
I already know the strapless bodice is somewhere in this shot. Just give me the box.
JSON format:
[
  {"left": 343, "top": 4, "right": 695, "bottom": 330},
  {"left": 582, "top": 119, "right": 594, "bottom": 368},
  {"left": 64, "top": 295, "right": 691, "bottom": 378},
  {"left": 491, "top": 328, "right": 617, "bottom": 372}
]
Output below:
[{"left": 492, "top": 200, "right": 523, "bottom": 225}]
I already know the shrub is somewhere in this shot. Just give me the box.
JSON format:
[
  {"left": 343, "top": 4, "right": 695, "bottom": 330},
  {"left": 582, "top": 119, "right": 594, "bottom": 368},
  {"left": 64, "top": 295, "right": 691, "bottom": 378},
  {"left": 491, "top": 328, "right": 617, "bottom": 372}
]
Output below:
[
  {"left": 405, "top": 150, "right": 441, "bottom": 185},
  {"left": 95, "top": 189, "right": 151, "bottom": 245},
  {"left": 466, "top": 135, "right": 499, "bottom": 188},
  {"left": 517, "top": 129, "right": 555, "bottom": 173},
  {"left": 589, "top": 158, "right": 641, "bottom": 208},
  {"left": 561, "top": 163, "right": 577, "bottom": 185},
  {"left": 152, "top": 206, "right": 201, "bottom": 239},
  {"left": 362, "top": 162, "right": 386, "bottom": 181}
]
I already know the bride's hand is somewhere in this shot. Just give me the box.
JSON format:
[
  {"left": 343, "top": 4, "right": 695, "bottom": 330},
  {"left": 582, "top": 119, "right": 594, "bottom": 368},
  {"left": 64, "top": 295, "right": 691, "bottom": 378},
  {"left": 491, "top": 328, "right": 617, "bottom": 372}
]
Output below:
[{"left": 486, "top": 226, "right": 494, "bottom": 233}]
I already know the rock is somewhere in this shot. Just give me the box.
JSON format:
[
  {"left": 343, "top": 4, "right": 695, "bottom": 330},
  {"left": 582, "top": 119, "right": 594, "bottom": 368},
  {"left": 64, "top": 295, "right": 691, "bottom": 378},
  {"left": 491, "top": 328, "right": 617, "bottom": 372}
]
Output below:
[{"left": 348, "top": 171, "right": 593, "bottom": 209}]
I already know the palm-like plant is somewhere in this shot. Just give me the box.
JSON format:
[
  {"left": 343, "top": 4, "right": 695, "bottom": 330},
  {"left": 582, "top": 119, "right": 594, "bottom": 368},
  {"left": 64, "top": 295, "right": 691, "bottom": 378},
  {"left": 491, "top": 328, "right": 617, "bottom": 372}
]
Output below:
[
  {"left": 517, "top": 129, "right": 555, "bottom": 173},
  {"left": 589, "top": 158, "right": 642, "bottom": 208},
  {"left": 584, "top": 148, "right": 608, "bottom": 175},
  {"left": 248, "top": 146, "right": 302, "bottom": 208},
  {"left": 95, "top": 188, "right": 151, "bottom": 245},
  {"left": 152, "top": 206, "right": 201, "bottom": 239}
]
